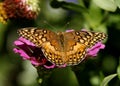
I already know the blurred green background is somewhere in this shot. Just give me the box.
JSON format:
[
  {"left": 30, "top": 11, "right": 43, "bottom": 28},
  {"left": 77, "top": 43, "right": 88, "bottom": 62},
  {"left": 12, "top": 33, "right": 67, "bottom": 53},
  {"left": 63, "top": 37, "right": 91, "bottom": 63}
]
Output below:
[{"left": 0, "top": 0, "right": 120, "bottom": 86}]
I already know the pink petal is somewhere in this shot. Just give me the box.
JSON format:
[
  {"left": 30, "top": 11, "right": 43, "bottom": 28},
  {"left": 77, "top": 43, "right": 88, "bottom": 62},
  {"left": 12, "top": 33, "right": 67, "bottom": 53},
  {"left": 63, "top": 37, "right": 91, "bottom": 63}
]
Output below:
[
  {"left": 44, "top": 64, "right": 56, "bottom": 69},
  {"left": 13, "top": 48, "right": 30, "bottom": 59},
  {"left": 18, "top": 37, "right": 35, "bottom": 46},
  {"left": 66, "top": 29, "right": 74, "bottom": 32},
  {"left": 87, "top": 42, "right": 105, "bottom": 57},
  {"left": 58, "top": 64, "right": 67, "bottom": 68}
]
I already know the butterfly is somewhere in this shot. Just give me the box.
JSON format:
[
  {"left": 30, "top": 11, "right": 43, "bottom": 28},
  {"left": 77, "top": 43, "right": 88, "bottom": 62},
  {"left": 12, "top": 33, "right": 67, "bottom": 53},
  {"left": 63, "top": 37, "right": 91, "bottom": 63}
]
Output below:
[{"left": 18, "top": 27, "right": 107, "bottom": 66}]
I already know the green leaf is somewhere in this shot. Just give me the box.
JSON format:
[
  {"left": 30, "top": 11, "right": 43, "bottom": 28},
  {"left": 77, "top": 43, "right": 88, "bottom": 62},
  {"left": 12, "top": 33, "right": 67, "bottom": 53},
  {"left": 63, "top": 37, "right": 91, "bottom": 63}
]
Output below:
[
  {"left": 100, "top": 74, "right": 117, "bottom": 86},
  {"left": 93, "top": 0, "right": 117, "bottom": 12},
  {"left": 115, "top": 0, "right": 120, "bottom": 8},
  {"left": 117, "top": 60, "right": 120, "bottom": 80},
  {"left": 61, "top": 1, "right": 88, "bottom": 13},
  {"left": 83, "top": 2, "right": 103, "bottom": 29},
  {"left": 92, "top": 23, "right": 107, "bottom": 32}
]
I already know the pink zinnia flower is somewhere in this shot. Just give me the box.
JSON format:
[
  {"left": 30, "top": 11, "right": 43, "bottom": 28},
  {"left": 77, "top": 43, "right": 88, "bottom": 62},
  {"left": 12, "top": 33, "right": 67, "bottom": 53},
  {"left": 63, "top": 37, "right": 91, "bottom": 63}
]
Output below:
[{"left": 13, "top": 29, "right": 106, "bottom": 69}]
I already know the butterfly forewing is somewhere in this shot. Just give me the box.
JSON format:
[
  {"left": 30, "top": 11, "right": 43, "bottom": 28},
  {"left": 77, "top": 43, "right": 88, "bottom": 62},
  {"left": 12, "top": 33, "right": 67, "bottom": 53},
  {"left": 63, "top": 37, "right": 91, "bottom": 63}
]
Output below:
[
  {"left": 72, "top": 31, "right": 106, "bottom": 48},
  {"left": 88, "top": 32, "right": 106, "bottom": 48},
  {"left": 18, "top": 28, "right": 107, "bottom": 66},
  {"left": 18, "top": 27, "right": 47, "bottom": 47}
]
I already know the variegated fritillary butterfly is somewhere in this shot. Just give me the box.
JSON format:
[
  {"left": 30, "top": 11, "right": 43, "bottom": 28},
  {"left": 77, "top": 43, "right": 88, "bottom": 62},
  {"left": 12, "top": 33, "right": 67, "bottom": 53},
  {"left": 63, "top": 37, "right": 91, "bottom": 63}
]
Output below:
[{"left": 18, "top": 27, "right": 106, "bottom": 66}]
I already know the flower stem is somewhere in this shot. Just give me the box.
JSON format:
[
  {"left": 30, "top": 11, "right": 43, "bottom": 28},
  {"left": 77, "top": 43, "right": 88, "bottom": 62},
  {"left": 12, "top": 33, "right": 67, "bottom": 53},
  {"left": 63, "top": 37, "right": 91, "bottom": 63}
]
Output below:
[{"left": 36, "top": 66, "right": 54, "bottom": 86}]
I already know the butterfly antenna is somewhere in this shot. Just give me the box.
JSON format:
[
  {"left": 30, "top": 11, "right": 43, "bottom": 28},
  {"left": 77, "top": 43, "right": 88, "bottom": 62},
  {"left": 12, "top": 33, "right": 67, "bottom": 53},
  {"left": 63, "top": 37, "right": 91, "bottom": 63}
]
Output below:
[
  {"left": 65, "top": 22, "right": 70, "bottom": 28},
  {"left": 43, "top": 20, "right": 56, "bottom": 30},
  {"left": 63, "top": 22, "right": 73, "bottom": 30}
]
